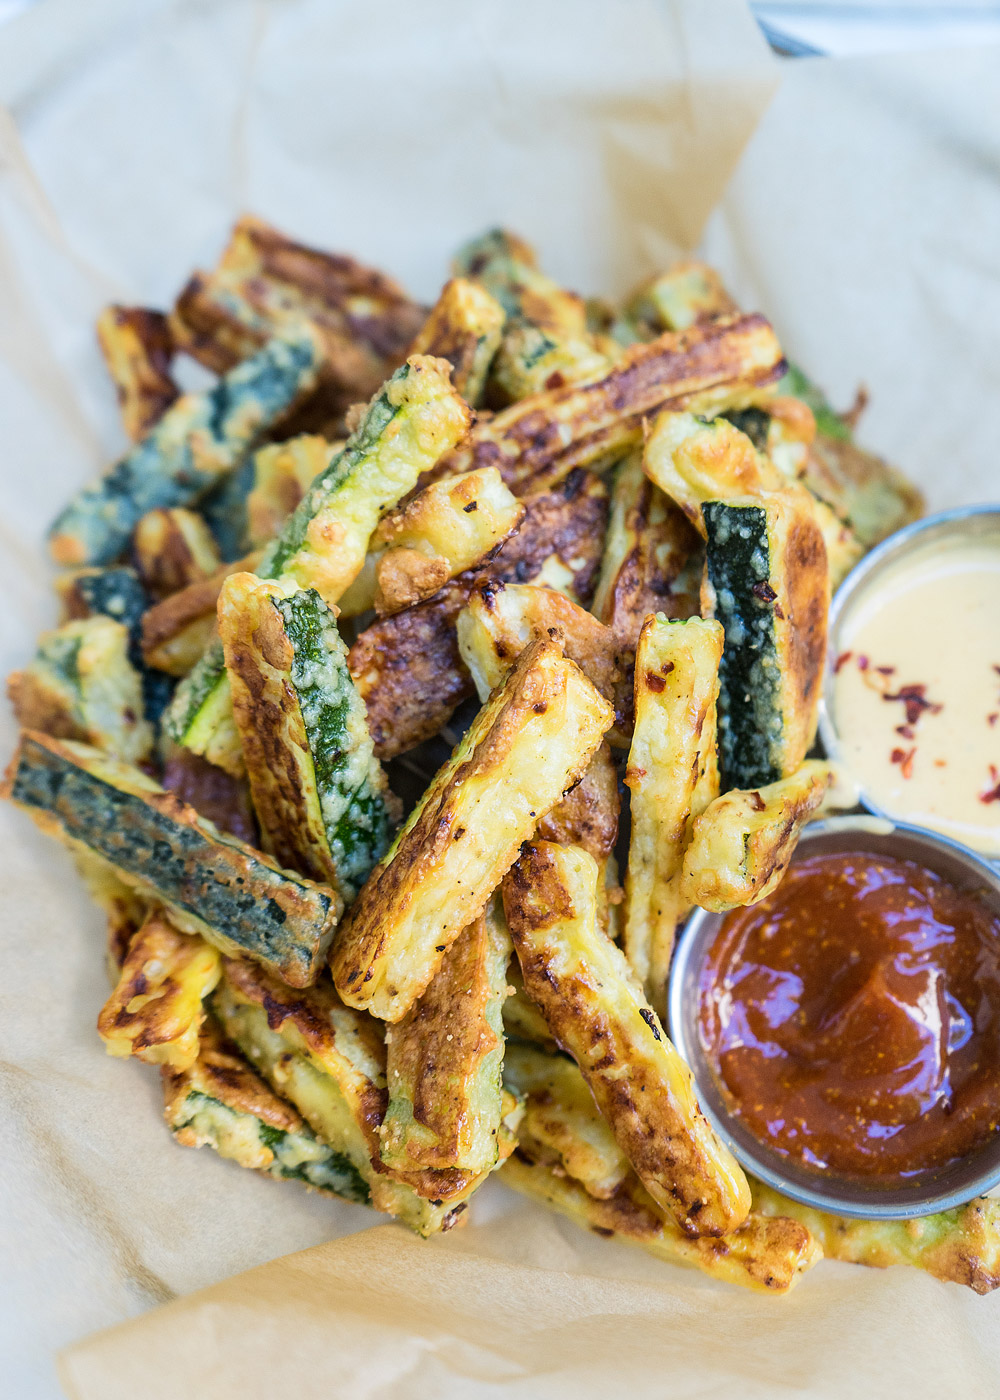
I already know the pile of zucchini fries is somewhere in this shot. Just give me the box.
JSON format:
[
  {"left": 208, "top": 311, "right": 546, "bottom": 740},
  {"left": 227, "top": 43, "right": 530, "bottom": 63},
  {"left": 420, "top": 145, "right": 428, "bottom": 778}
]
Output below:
[{"left": 6, "top": 218, "right": 996, "bottom": 1296}]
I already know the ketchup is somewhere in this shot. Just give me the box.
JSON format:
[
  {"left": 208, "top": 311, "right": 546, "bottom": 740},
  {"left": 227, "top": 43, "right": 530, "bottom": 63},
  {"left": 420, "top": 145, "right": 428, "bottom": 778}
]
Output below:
[{"left": 698, "top": 851, "right": 1000, "bottom": 1180}]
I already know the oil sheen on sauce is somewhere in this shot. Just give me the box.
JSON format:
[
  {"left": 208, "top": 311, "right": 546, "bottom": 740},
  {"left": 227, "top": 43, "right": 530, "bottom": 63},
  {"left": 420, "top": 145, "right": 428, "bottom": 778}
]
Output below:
[
  {"left": 698, "top": 851, "right": 1000, "bottom": 1180},
  {"left": 832, "top": 539, "right": 1000, "bottom": 855}
]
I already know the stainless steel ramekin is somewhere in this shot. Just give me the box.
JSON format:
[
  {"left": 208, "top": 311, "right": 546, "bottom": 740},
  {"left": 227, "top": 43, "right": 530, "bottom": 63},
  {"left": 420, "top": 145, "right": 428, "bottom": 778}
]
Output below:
[
  {"left": 817, "top": 503, "right": 1000, "bottom": 848},
  {"left": 668, "top": 816, "right": 1000, "bottom": 1219}
]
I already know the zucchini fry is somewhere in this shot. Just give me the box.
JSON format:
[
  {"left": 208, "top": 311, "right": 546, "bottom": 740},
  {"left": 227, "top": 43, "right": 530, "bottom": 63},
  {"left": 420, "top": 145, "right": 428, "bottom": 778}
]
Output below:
[
  {"left": 642, "top": 410, "right": 783, "bottom": 536},
  {"left": 3, "top": 731, "right": 342, "bottom": 987},
  {"left": 752, "top": 1182, "right": 1000, "bottom": 1295},
  {"left": 503, "top": 1043, "right": 630, "bottom": 1200},
  {"left": 621, "top": 261, "right": 738, "bottom": 340},
  {"left": 407, "top": 277, "right": 505, "bottom": 406},
  {"left": 536, "top": 741, "right": 620, "bottom": 863},
  {"left": 703, "top": 495, "right": 828, "bottom": 789},
  {"left": 245, "top": 435, "right": 341, "bottom": 549},
  {"left": 165, "top": 355, "right": 471, "bottom": 771},
  {"left": 502, "top": 966, "right": 558, "bottom": 1053},
  {"left": 218, "top": 575, "right": 393, "bottom": 899},
  {"left": 169, "top": 215, "right": 425, "bottom": 421},
  {"left": 623, "top": 616, "right": 723, "bottom": 1006},
  {"left": 164, "top": 1014, "right": 370, "bottom": 1203},
  {"left": 75, "top": 847, "right": 149, "bottom": 977},
  {"left": 380, "top": 899, "right": 511, "bottom": 1175},
  {"left": 133, "top": 507, "right": 221, "bottom": 598},
  {"left": 348, "top": 470, "right": 609, "bottom": 759},
  {"left": 454, "top": 228, "right": 586, "bottom": 332},
  {"left": 97, "top": 908, "right": 221, "bottom": 1070},
  {"left": 343, "top": 468, "right": 524, "bottom": 617},
  {"left": 140, "top": 550, "right": 264, "bottom": 678},
  {"left": 503, "top": 839, "right": 749, "bottom": 1236},
  {"left": 332, "top": 638, "right": 613, "bottom": 1022},
  {"left": 215, "top": 958, "right": 513, "bottom": 1234},
  {"left": 8, "top": 615, "right": 154, "bottom": 764},
  {"left": 438, "top": 313, "right": 786, "bottom": 494},
  {"left": 96, "top": 305, "right": 178, "bottom": 442},
  {"left": 49, "top": 326, "right": 324, "bottom": 567},
  {"left": 680, "top": 760, "right": 836, "bottom": 912},
  {"left": 503, "top": 1154, "right": 819, "bottom": 1295}
]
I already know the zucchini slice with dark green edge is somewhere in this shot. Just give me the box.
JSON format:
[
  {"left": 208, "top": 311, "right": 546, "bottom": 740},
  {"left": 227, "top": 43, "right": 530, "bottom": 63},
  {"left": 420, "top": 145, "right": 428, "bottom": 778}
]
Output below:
[
  {"left": 165, "top": 354, "right": 471, "bottom": 771},
  {"left": 163, "top": 1015, "right": 370, "bottom": 1204},
  {"left": 218, "top": 575, "right": 393, "bottom": 900},
  {"left": 213, "top": 958, "right": 516, "bottom": 1235},
  {"left": 703, "top": 495, "right": 828, "bottom": 790},
  {"left": 380, "top": 900, "right": 511, "bottom": 1177},
  {"left": 7, "top": 616, "right": 154, "bottom": 764},
  {"left": 49, "top": 325, "right": 325, "bottom": 567},
  {"left": 2, "top": 730, "right": 342, "bottom": 987}
]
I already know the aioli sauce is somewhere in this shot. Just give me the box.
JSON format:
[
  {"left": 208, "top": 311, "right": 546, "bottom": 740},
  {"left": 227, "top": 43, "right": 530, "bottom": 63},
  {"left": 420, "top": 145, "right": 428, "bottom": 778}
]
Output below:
[
  {"left": 698, "top": 851, "right": 1000, "bottom": 1180},
  {"left": 832, "top": 539, "right": 1000, "bottom": 855}
]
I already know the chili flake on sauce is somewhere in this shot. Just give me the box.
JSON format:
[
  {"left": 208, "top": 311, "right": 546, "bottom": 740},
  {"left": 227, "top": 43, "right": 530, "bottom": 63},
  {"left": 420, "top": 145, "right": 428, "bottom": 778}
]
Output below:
[{"left": 698, "top": 851, "right": 1000, "bottom": 1180}]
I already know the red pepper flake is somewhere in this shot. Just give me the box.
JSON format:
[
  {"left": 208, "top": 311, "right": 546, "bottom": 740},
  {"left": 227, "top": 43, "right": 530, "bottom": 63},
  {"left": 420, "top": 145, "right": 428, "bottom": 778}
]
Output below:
[
  {"left": 857, "top": 655, "right": 870, "bottom": 671},
  {"left": 980, "top": 766, "right": 1000, "bottom": 805},
  {"left": 895, "top": 724, "right": 915, "bottom": 740},
  {"left": 876, "top": 665, "right": 896, "bottom": 676},
  {"left": 834, "top": 650, "right": 853, "bottom": 674},
  {"left": 752, "top": 580, "right": 778, "bottom": 605},
  {"left": 934, "top": 759, "right": 947, "bottom": 768},
  {"left": 989, "top": 713, "right": 999, "bottom": 728},
  {"left": 891, "top": 746, "right": 916, "bottom": 779},
  {"left": 882, "top": 682, "right": 943, "bottom": 726}
]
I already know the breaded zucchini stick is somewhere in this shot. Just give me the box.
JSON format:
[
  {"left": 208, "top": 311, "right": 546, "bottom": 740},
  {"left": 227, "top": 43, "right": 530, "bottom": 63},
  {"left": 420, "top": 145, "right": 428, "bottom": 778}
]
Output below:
[
  {"left": 503, "top": 840, "right": 750, "bottom": 1236},
  {"left": 215, "top": 959, "right": 514, "bottom": 1234},
  {"left": 49, "top": 326, "right": 324, "bottom": 567},
  {"left": 3, "top": 731, "right": 342, "bottom": 987},
  {"left": 164, "top": 1014, "right": 370, "bottom": 1203},
  {"left": 166, "top": 355, "right": 470, "bottom": 772},
  {"left": 503, "top": 1043, "right": 630, "bottom": 1200},
  {"left": 621, "top": 260, "right": 738, "bottom": 339},
  {"left": 407, "top": 277, "right": 505, "bottom": 406},
  {"left": 245, "top": 435, "right": 342, "bottom": 549},
  {"left": 438, "top": 313, "right": 786, "bottom": 494},
  {"left": 348, "top": 470, "right": 609, "bottom": 759},
  {"left": 331, "top": 638, "right": 613, "bottom": 1022},
  {"left": 341, "top": 468, "right": 524, "bottom": 617},
  {"left": 218, "top": 575, "right": 393, "bottom": 899},
  {"left": 97, "top": 909, "right": 221, "bottom": 1070},
  {"left": 96, "top": 305, "right": 178, "bottom": 442},
  {"left": 140, "top": 549, "right": 264, "bottom": 678},
  {"left": 132, "top": 506, "right": 221, "bottom": 598},
  {"left": 380, "top": 899, "right": 511, "bottom": 1175},
  {"left": 681, "top": 760, "right": 836, "bottom": 911},
  {"left": 502, "top": 966, "right": 558, "bottom": 1053},
  {"left": 623, "top": 615, "right": 722, "bottom": 1006},
  {"left": 752, "top": 1182, "right": 1000, "bottom": 1295},
  {"left": 503, "top": 1154, "right": 819, "bottom": 1295},
  {"left": 8, "top": 615, "right": 153, "bottom": 765}
]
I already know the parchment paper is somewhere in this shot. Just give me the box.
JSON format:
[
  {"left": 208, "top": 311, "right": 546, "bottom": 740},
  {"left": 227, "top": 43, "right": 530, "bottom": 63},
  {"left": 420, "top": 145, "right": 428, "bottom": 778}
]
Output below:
[{"left": 0, "top": 2, "right": 997, "bottom": 1397}]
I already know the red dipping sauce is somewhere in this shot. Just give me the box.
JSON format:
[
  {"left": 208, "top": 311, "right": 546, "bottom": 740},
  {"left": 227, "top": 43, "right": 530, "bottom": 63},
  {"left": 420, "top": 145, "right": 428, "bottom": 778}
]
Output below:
[{"left": 698, "top": 851, "right": 1000, "bottom": 1180}]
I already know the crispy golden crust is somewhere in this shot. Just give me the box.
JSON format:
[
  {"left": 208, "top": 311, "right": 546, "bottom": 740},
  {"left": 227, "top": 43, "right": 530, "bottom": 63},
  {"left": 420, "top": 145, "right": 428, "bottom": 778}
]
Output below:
[
  {"left": 133, "top": 507, "right": 221, "bottom": 599},
  {"left": 348, "top": 473, "right": 609, "bottom": 759},
  {"left": 752, "top": 1183, "right": 1000, "bottom": 1295},
  {"left": 161, "top": 748, "right": 258, "bottom": 846},
  {"left": 504, "top": 840, "right": 749, "bottom": 1237},
  {"left": 778, "top": 499, "right": 830, "bottom": 772},
  {"left": 140, "top": 549, "right": 263, "bottom": 675},
  {"left": 162, "top": 1014, "right": 305, "bottom": 1136},
  {"left": 381, "top": 907, "right": 510, "bottom": 1174},
  {"left": 681, "top": 761, "right": 834, "bottom": 911},
  {"left": 246, "top": 436, "right": 339, "bottom": 549},
  {"left": 537, "top": 741, "right": 620, "bottom": 862},
  {"left": 437, "top": 314, "right": 786, "bottom": 493},
  {"left": 503, "top": 1152, "right": 819, "bottom": 1294},
  {"left": 332, "top": 640, "right": 613, "bottom": 1022},
  {"left": 407, "top": 277, "right": 505, "bottom": 405},
  {"left": 97, "top": 909, "right": 221, "bottom": 1070},
  {"left": 96, "top": 305, "right": 178, "bottom": 442}
]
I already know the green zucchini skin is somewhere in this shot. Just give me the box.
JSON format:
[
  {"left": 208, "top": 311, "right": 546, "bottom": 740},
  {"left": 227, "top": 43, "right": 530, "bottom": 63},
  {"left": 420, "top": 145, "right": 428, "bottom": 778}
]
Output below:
[
  {"left": 49, "top": 327, "right": 323, "bottom": 567},
  {"left": 170, "top": 1088, "right": 370, "bottom": 1203},
  {"left": 704, "top": 501, "right": 782, "bottom": 789},
  {"left": 4, "top": 732, "right": 341, "bottom": 987},
  {"left": 64, "top": 565, "right": 175, "bottom": 724},
  {"left": 277, "top": 588, "right": 393, "bottom": 897}
]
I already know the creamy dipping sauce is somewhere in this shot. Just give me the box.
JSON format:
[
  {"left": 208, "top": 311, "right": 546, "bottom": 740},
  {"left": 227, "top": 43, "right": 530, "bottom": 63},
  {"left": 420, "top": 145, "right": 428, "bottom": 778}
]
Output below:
[{"left": 832, "top": 539, "right": 1000, "bottom": 855}]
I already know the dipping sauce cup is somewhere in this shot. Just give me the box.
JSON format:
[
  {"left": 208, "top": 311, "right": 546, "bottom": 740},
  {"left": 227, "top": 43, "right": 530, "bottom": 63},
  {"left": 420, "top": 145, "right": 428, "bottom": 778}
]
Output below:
[
  {"left": 669, "top": 817, "right": 1000, "bottom": 1219},
  {"left": 818, "top": 505, "right": 1000, "bottom": 858}
]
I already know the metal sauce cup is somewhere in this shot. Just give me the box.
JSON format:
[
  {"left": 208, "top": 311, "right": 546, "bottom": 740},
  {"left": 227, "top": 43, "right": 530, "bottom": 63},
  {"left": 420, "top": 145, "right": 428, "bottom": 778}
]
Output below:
[
  {"left": 818, "top": 504, "right": 1000, "bottom": 855},
  {"left": 668, "top": 816, "right": 1000, "bottom": 1219}
]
